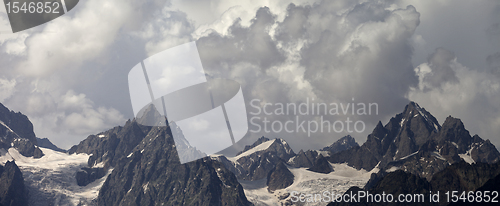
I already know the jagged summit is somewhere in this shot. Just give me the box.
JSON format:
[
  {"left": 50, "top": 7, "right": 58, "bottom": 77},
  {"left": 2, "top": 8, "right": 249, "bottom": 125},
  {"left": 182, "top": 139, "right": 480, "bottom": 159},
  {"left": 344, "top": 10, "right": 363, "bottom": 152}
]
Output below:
[
  {"left": 328, "top": 101, "right": 500, "bottom": 180},
  {"left": 404, "top": 101, "right": 441, "bottom": 131},
  {"left": 97, "top": 124, "right": 251, "bottom": 206},
  {"left": 321, "top": 135, "right": 359, "bottom": 155},
  {"left": 0, "top": 103, "right": 37, "bottom": 143},
  {"left": 236, "top": 136, "right": 270, "bottom": 156},
  {"left": 67, "top": 116, "right": 251, "bottom": 205},
  {"left": 308, "top": 154, "right": 333, "bottom": 174},
  {"left": 266, "top": 161, "right": 294, "bottom": 192},
  {"left": 135, "top": 103, "right": 166, "bottom": 127},
  {"left": 217, "top": 137, "right": 296, "bottom": 181},
  {"left": 436, "top": 116, "right": 471, "bottom": 149},
  {"left": 288, "top": 149, "right": 317, "bottom": 168}
]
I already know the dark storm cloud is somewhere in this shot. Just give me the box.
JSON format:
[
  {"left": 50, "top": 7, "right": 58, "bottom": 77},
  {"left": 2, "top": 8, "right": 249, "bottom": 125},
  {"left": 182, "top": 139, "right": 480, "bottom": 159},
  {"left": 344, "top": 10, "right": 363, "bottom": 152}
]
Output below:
[
  {"left": 197, "top": 7, "right": 286, "bottom": 75},
  {"left": 194, "top": 1, "right": 422, "bottom": 151},
  {"left": 487, "top": 52, "right": 500, "bottom": 77}
]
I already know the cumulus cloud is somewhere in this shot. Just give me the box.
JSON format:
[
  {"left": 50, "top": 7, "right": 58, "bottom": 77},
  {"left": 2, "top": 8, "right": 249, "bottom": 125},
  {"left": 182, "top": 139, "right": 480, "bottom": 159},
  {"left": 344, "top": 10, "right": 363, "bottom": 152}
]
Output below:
[
  {"left": 415, "top": 48, "right": 459, "bottom": 90},
  {"left": 19, "top": 0, "right": 135, "bottom": 77},
  {"left": 0, "top": 78, "right": 16, "bottom": 102},
  {"left": 193, "top": 1, "right": 423, "bottom": 150},
  {"left": 5, "top": 83, "right": 125, "bottom": 148},
  {"left": 133, "top": 9, "right": 195, "bottom": 56},
  {"left": 58, "top": 90, "right": 125, "bottom": 134},
  {"left": 197, "top": 0, "right": 500, "bottom": 152},
  {"left": 0, "top": 0, "right": 499, "bottom": 152}
]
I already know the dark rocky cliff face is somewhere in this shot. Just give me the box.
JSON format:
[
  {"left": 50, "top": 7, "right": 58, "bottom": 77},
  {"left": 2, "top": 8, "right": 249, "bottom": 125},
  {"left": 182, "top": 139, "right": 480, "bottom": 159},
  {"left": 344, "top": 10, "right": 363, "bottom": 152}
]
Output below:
[
  {"left": 328, "top": 102, "right": 441, "bottom": 171},
  {"left": 382, "top": 116, "right": 500, "bottom": 181},
  {"left": 0, "top": 103, "right": 37, "bottom": 144},
  {"left": 285, "top": 135, "right": 359, "bottom": 169},
  {"left": 307, "top": 154, "right": 333, "bottom": 174},
  {"left": 97, "top": 126, "right": 251, "bottom": 206},
  {"left": 330, "top": 161, "right": 500, "bottom": 206},
  {"left": 68, "top": 119, "right": 149, "bottom": 169},
  {"left": 430, "top": 161, "right": 500, "bottom": 205},
  {"left": 288, "top": 149, "right": 316, "bottom": 168},
  {"left": 0, "top": 161, "right": 28, "bottom": 206},
  {"left": 448, "top": 173, "right": 500, "bottom": 205},
  {"left": 267, "top": 161, "right": 294, "bottom": 192},
  {"left": 224, "top": 138, "right": 296, "bottom": 181},
  {"left": 0, "top": 103, "right": 43, "bottom": 158}
]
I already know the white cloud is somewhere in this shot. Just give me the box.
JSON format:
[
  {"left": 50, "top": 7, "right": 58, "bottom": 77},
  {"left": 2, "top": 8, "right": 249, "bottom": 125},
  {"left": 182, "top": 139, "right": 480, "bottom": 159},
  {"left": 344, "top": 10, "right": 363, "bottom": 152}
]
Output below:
[
  {"left": 194, "top": 1, "right": 422, "bottom": 149},
  {"left": 1, "top": 33, "right": 29, "bottom": 55},
  {"left": 17, "top": 0, "right": 148, "bottom": 77},
  {"left": 0, "top": 78, "right": 16, "bottom": 102},
  {"left": 26, "top": 90, "right": 125, "bottom": 149},
  {"left": 133, "top": 8, "right": 195, "bottom": 56},
  {"left": 56, "top": 89, "right": 125, "bottom": 135}
]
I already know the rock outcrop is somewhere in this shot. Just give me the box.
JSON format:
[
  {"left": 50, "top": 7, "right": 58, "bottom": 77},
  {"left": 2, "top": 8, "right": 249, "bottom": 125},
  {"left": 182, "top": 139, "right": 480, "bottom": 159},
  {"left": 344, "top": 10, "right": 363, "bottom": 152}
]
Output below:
[
  {"left": 267, "top": 161, "right": 294, "bottom": 192},
  {"left": 0, "top": 161, "right": 28, "bottom": 206}
]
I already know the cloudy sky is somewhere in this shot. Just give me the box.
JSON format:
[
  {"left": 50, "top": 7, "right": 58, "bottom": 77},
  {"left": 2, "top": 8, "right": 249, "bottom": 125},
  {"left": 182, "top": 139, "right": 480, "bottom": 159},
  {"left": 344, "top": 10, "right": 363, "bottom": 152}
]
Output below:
[{"left": 0, "top": 0, "right": 499, "bottom": 153}]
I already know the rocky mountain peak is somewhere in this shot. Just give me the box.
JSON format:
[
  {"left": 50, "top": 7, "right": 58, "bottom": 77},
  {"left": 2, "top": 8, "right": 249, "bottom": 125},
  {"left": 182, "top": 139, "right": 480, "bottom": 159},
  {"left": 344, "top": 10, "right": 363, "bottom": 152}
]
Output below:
[
  {"left": 69, "top": 118, "right": 149, "bottom": 169},
  {"left": 436, "top": 116, "right": 471, "bottom": 147},
  {"left": 136, "top": 103, "right": 166, "bottom": 127},
  {"left": 329, "top": 101, "right": 500, "bottom": 180},
  {"left": 267, "top": 161, "right": 294, "bottom": 192},
  {"left": 372, "top": 121, "right": 385, "bottom": 134},
  {"left": 267, "top": 138, "right": 295, "bottom": 160},
  {"left": 288, "top": 149, "right": 317, "bottom": 168},
  {"left": 375, "top": 102, "right": 443, "bottom": 160},
  {"left": 321, "top": 135, "right": 359, "bottom": 155},
  {"left": 97, "top": 123, "right": 251, "bottom": 205},
  {"left": 308, "top": 154, "right": 333, "bottom": 174},
  {"left": 396, "top": 101, "right": 441, "bottom": 133},
  {"left": 237, "top": 136, "right": 270, "bottom": 155},
  {"left": 0, "top": 160, "right": 28, "bottom": 206},
  {"left": 0, "top": 103, "right": 37, "bottom": 143},
  {"left": 0, "top": 103, "right": 43, "bottom": 158},
  {"left": 219, "top": 137, "right": 296, "bottom": 181}
]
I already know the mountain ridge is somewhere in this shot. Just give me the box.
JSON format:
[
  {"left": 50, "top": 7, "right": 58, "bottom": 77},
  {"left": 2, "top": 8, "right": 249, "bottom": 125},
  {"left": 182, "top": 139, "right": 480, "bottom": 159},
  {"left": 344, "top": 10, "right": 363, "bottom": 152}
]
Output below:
[
  {"left": 328, "top": 101, "right": 500, "bottom": 180},
  {"left": 0, "top": 103, "right": 43, "bottom": 158}
]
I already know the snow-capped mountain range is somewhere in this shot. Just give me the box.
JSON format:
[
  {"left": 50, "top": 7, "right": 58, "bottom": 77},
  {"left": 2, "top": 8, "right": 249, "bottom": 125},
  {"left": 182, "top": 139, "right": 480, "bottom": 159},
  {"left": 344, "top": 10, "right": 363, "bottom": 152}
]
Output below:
[
  {"left": 329, "top": 102, "right": 500, "bottom": 181},
  {"left": 208, "top": 135, "right": 372, "bottom": 205},
  {"left": 0, "top": 101, "right": 499, "bottom": 206}
]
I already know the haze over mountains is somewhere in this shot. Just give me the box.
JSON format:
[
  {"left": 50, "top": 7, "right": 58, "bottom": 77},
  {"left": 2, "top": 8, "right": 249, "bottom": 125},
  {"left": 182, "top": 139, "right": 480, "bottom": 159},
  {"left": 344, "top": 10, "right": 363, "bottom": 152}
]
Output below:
[{"left": 0, "top": 101, "right": 499, "bottom": 205}]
